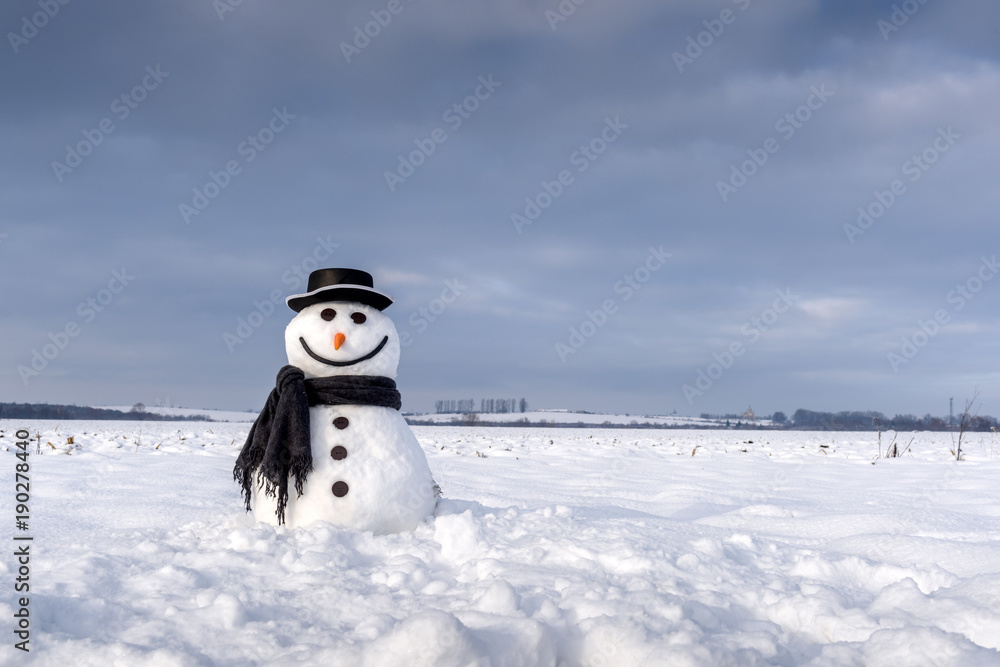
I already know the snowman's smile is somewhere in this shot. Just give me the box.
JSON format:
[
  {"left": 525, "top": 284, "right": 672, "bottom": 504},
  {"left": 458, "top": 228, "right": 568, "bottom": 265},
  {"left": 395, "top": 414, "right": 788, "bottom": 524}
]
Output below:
[{"left": 299, "top": 335, "right": 389, "bottom": 367}]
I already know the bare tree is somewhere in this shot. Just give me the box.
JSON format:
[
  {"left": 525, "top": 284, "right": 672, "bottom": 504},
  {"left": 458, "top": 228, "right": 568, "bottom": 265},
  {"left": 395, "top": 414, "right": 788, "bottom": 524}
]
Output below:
[{"left": 955, "top": 389, "right": 981, "bottom": 461}]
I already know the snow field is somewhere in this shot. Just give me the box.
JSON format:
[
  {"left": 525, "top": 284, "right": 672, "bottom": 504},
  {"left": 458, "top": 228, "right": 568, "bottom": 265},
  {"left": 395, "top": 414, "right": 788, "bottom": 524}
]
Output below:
[{"left": 1, "top": 422, "right": 998, "bottom": 665}]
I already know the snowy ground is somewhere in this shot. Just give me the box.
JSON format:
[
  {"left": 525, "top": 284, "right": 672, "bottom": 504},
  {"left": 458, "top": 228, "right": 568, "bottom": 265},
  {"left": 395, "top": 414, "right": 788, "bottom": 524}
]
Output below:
[{"left": 2, "top": 422, "right": 999, "bottom": 666}]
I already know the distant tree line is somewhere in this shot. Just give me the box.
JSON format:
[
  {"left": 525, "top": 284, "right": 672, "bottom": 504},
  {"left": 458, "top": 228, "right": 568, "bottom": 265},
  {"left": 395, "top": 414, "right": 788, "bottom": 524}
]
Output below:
[
  {"left": 696, "top": 408, "right": 998, "bottom": 431},
  {"left": 787, "top": 409, "right": 997, "bottom": 432},
  {"left": 435, "top": 399, "right": 476, "bottom": 413},
  {"left": 0, "top": 403, "right": 210, "bottom": 421},
  {"left": 406, "top": 416, "right": 724, "bottom": 429},
  {"left": 435, "top": 398, "right": 528, "bottom": 414},
  {"left": 700, "top": 413, "right": 749, "bottom": 420}
]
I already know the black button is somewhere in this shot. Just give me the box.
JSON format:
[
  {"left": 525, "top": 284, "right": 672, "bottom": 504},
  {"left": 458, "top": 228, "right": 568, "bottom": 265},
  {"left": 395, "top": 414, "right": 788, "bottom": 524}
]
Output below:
[
  {"left": 331, "top": 446, "right": 347, "bottom": 460},
  {"left": 333, "top": 417, "right": 349, "bottom": 430},
  {"left": 332, "top": 481, "right": 349, "bottom": 497}
]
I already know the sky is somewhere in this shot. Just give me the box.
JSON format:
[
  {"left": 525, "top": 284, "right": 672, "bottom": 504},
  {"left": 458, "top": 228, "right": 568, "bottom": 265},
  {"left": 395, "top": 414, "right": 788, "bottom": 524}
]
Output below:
[{"left": 2, "top": 0, "right": 998, "bottom": 418}]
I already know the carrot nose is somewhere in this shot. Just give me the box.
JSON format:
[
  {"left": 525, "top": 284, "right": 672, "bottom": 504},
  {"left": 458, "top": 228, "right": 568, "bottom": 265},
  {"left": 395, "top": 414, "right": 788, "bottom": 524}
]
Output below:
[{"left": 334, "top": 333, "right": 346, "bottom": 350}]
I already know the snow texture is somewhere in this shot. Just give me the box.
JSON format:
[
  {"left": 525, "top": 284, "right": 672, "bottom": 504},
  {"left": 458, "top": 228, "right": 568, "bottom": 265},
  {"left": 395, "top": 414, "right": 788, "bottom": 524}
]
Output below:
[{"left": 2, "top": 422, "right": 999, "bottom": 666}]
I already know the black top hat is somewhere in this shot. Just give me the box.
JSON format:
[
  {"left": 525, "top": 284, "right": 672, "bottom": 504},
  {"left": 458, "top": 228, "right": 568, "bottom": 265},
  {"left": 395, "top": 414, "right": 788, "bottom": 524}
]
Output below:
[{"left": 285, "top": 268, "right": 393, "bottom": 312}]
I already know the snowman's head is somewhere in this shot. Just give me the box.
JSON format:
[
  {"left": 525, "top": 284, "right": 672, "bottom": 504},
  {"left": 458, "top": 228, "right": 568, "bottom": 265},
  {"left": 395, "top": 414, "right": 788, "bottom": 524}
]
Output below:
[{"left": 285, "top": 300, "right": 401, "bottom": 379}]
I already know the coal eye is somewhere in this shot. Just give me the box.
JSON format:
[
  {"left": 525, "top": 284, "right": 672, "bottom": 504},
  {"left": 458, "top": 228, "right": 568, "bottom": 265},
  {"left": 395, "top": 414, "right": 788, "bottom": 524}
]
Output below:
[
  {"left": 321, "top": 308, "right": 336, "bottom": 321},
  {"left": 351, "top": 312, "right": 366, "bottom": 324}
]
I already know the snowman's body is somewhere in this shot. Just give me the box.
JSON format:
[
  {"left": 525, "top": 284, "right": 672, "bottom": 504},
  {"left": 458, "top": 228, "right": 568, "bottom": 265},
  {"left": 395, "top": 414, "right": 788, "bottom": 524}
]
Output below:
[
  {"left": 245, "top": 287, "right": 438, "bottom": 534},
  {"left": 252, "top": 404, "right": 436, "bottom": 533}
]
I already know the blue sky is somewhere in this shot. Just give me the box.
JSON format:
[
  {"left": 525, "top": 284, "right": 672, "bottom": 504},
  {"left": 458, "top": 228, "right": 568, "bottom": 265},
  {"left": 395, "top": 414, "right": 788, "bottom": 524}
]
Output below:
[{"left": 2, "top": 0, "right": 998, "bottom": 417}]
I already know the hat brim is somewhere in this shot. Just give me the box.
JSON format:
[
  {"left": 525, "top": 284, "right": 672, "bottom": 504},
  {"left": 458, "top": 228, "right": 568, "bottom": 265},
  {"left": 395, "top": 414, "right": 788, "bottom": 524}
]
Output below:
[{"left": 286, "top": 285, "right": 393, "bottom": 312}]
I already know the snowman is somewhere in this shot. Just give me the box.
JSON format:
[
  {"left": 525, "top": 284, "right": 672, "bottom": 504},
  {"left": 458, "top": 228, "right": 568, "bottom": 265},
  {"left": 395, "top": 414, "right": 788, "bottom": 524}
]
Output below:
[{"left": 234, "top": 268, "right": 439, "bottom": 534}]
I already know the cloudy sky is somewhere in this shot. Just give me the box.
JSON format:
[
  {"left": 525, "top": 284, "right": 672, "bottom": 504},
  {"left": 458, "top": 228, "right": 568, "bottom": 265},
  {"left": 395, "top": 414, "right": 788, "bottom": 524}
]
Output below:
[{"left": 2, "top": 0, "right": 998, "bottom": 418}]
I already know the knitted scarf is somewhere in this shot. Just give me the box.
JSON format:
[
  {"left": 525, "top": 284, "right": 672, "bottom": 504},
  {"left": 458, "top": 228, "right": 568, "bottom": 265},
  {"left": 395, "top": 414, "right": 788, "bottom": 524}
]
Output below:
[{"left": 233, "top": 365, "right": 402, "bottom": 524}]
